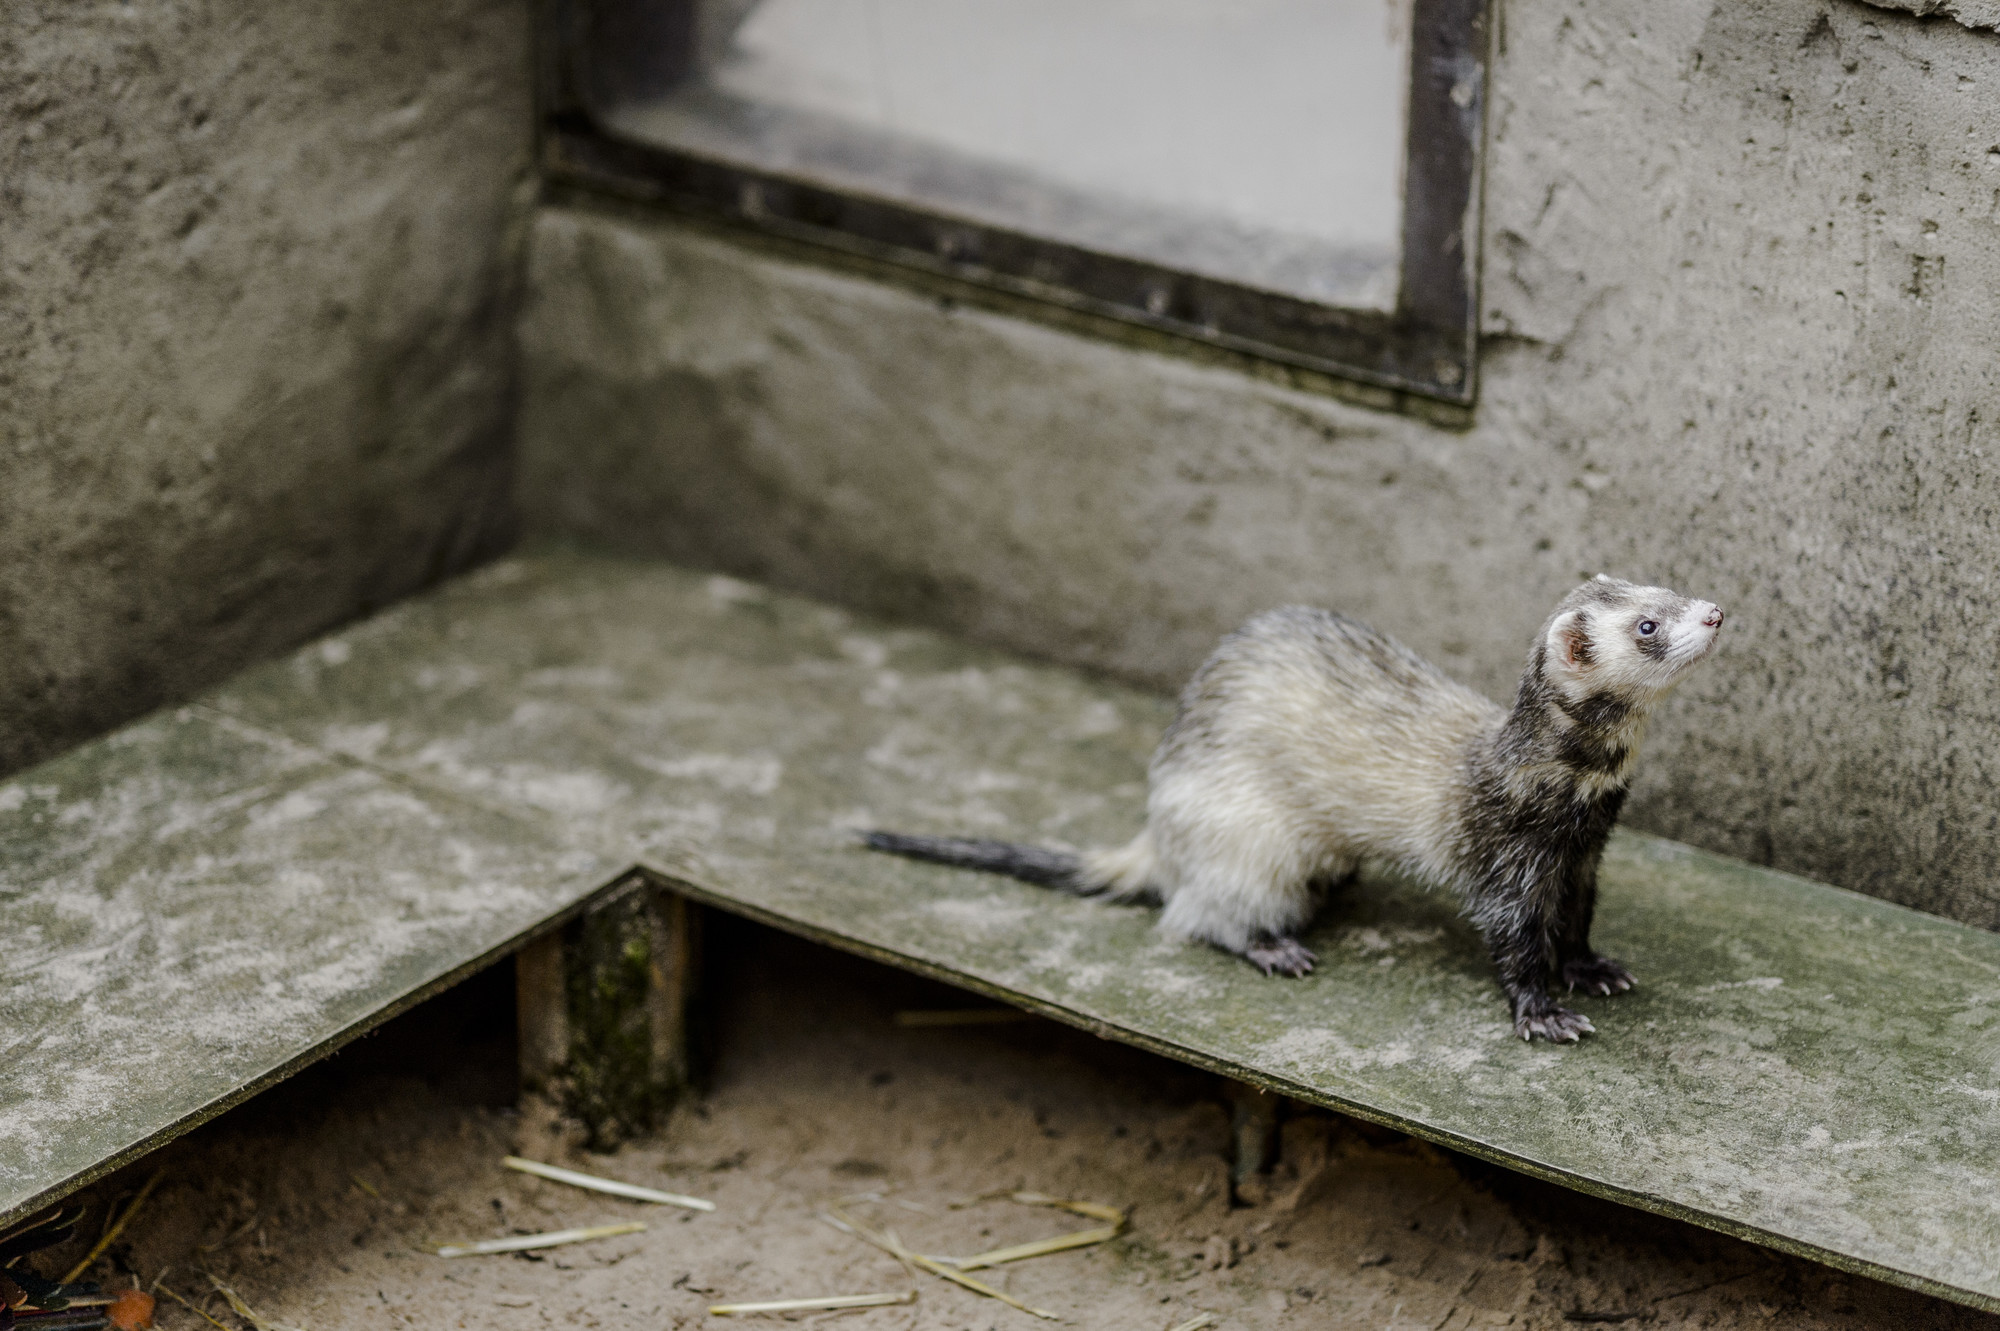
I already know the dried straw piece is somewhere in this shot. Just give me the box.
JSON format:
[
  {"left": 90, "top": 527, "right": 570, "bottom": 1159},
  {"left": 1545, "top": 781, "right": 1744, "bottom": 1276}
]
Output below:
[
  {"left": 947, "top": 1189, "right": 1016, "bottom": 1211},
  {"left": 205, "top": 1275, "right": 304, "bottom": 1331},
  {"left": 941, "top": 1192, "right": 1127, "bottom": 1270},
  {"left": 1167, "top": 1315, "right": 1219, "bottom": 1331},
  {"left": 193, "top": 1216, "right": 255, "bottom": 1257},
  {"left": 834, "top": 1192, "right": 927, "bottom": 1214},
  {"left": 501, "top": 1157, "right": 714, "bottom": 1212},
  {"left": 62, "top": 1172, "right": 165, "bottom": 1284},
  {"left": 434, "top": 1221, "right": 646, "bottom": 1258},
  {"left": 708, "top": 1292, "right": 915, "bottom": 1316},
  {"left": 878, "top": 1225, "right": 922, "bottom": 1290},
  {"left": 946, "top": 1224, "right": 1124, "bottom": 1271},
  {"left": 152, "top": 1287, "right": 229, "bottom": 1331},
  {"left": 893, "top": 1009, "right": 1033, "bottom": 1028},
  {"left": 820, "top": 1209, "right": 1058, "bottom": 1322},
  {"left": 1005, "top": 1193, "right": 1125, "bottom": 1225}
]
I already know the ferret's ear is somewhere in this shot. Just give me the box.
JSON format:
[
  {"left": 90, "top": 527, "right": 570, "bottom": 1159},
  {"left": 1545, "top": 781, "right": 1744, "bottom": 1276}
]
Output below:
[
  {"left": 1547, "top": 610, "right": 1592, "bottom": 672},
  {"left": 1593, "top": 572, "right": 1614, "bottom": 584}
]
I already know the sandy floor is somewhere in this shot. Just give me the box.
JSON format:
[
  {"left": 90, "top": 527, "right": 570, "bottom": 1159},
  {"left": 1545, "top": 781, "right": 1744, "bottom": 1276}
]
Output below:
[{"left": 47, "top": 917, "right": 2000, "bottom": 1331}]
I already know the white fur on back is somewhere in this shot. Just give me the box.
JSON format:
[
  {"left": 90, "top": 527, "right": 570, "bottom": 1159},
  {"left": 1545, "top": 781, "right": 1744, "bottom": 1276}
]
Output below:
[{"left": 1085, "top": 609, "right": 1500, "bottom": 951}]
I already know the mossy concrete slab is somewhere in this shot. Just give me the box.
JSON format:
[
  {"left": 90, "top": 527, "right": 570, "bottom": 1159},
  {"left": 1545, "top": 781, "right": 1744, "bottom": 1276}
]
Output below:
[
  {"left": 0, "top": 707, "right": 617, "bottom": 1230},
  {"left": 202, "top": 548, "right": 2000, "bottom": 1311}
]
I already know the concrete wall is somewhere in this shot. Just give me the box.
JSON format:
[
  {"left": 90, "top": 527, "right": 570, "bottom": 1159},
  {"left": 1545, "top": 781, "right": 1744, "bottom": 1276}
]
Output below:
[
  {"left": 1, "top": 0, "right": 532, "bottom": 775},
  {"left": 519, "top": 0, "right": 2000, "bottom": 929}
]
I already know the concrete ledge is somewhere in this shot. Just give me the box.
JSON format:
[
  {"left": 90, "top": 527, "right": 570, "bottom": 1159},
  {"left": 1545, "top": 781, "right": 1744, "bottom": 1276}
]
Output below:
[
  {"left": 7, "top": 547, "right": 2000, "bottom": 1312},
  {"left": 0, "top": 707, "right": 620, "bottom": 1229}
]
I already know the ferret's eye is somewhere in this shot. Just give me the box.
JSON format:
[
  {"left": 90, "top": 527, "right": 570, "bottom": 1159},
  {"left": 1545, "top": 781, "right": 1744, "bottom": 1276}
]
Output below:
[{"left": 1636, "top": 620, "right": 1658, "bottom": 636}]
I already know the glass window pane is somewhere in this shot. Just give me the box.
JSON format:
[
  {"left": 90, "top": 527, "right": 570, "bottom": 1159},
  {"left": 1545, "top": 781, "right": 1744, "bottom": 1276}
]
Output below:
[{"left": 607, "top": 0, "right": 1411, "bottom": 310}]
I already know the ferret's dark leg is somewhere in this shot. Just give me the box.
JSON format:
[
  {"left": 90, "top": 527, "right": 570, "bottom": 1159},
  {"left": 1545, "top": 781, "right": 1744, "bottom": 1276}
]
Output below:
[
  {"left": 1555, "top": 867, "right": 1636, "bottom": 997},
  {"left": 1483, "top": 887, "right": 1594, "bottom": 1042}
]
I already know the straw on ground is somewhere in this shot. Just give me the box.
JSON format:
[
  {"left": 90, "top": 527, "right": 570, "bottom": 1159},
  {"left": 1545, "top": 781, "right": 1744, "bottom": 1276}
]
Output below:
[
  {"left": 154, "top": 1285, "right": 230, "bottom": 1331},
  {"left": 434, "top": 1221, "right": 646, "bottom": 1258},
  {"left": 939, "top": 1191, "right": 1128, "bottom": 1271},
  {"left": 1007, "top": 1192, "right": 1125, "bottom": 1224},
  {"left": 821, "top": 1207, "right": 1058, "bottom": 1322},
  {"left": 502, "top": 1156, "right": 714, "bottom": 1211},
  {"left": 946, "top": 1222, "right": 1124, "bottom": 1271},
  {"left": 206, "top": 1274, "right": 305, "bottom": 1331},
  {"left": 709, "top": 1291, "right": 916, "bottom": 1316},
  {"left": 62, "top": 1170, "right": 166, "bottom": 1283},
  {"left": 949, "top": 1189, "right": 1124, "bottom": 1222}
]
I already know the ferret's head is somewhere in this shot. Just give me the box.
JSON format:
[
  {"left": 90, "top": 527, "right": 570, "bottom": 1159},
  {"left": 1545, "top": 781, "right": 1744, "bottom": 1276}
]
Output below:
[{"left": 1539, "top": 574, "right": 1724, "bottom": 707}]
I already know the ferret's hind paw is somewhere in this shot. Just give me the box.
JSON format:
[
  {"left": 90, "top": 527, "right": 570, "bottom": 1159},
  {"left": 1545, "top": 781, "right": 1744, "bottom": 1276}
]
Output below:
[
  {"left": 1243, "top": 935, "right": 1317, "bottom": 978},
  {"left": 1514, "top": 1005, "right": 1596, "bottom": 1043},
  {"left": 1562, "top": 955, "right": 1637, "bottom": 997}
]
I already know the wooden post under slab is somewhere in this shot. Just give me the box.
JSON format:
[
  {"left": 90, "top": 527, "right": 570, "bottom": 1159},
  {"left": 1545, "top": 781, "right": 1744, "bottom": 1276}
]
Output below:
[
  {"left": 645, "top": 885, "right": 699, "bottom": 1094},
  {"left": 513, "top": 877, "right": 700, "bottom": 1145},
  {"left": 515, "top": 929, "right": 570, "bottom": 1093},
  {"left": 1226, "top": 1079, "right": 1281, "bottom": 1206}
]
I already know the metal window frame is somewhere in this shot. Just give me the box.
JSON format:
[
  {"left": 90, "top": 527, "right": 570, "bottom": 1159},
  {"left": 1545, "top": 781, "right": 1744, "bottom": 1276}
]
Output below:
[{"left": 538, "top": 0, "right": 1490, "bottom": 406}]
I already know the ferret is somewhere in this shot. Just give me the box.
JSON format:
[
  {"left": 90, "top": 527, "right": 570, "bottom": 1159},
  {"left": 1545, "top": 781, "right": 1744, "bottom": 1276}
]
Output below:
[{"left": 864, "top": 575, "right": 1724, "bottom": 1042}]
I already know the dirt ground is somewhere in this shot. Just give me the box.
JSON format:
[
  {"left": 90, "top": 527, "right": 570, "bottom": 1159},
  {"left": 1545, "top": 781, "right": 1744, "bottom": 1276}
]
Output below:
[{"left": 46, "top": 916, "right": 2000, "bottom": 1331}]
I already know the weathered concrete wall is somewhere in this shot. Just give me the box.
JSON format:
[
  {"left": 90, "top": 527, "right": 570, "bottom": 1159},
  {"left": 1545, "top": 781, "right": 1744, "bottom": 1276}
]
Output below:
[
  {"left": 1, "top": 1, "right": 532, "bottom": 775},
  {"left": 518, "top": 1, "right": 2000, "bottom": 928}
]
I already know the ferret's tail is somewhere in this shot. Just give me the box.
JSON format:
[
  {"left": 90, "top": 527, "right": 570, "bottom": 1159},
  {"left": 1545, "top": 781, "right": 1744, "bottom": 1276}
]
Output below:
[{"left": 861, "top": 830, "right": 1160, "bottom": 903}]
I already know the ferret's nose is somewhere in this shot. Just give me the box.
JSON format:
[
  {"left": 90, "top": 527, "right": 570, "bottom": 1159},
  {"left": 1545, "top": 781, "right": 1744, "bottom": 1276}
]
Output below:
[{"left": 1702, "top": 604, "right": 1724, "bottom": 628}]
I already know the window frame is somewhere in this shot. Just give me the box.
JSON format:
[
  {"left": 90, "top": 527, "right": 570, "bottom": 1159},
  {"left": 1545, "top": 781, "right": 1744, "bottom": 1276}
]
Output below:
[{"left": 538, "top": 0, "right": 1491, "bottom": 406}]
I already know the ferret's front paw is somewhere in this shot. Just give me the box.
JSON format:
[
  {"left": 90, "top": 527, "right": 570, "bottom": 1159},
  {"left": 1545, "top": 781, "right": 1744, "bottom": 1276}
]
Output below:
[
  {"left": 1513, "top": 1001, "right": 1596, "bottom": 1043},
  {"left": 1562, "top": 955, "right": 1636, "bottom": 996},
  {"left": 1243, "top": 935, "right": 1317, "bottom": 977}
]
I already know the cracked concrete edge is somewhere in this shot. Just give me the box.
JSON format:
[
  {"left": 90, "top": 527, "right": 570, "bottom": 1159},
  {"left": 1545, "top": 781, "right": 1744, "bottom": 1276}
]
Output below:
[{"left": 1857, "top": 0, "right": 2000, "bottom": 32}]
